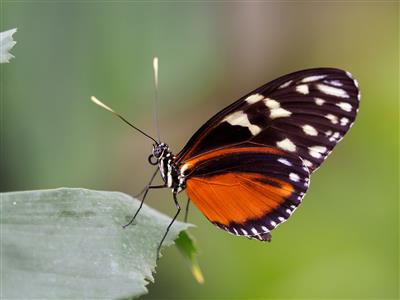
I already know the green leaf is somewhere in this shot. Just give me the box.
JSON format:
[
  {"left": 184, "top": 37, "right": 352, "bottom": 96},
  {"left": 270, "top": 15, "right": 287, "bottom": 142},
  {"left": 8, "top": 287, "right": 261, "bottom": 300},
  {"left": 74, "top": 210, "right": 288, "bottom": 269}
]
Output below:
[
  {"left": 175, "top": 231, "right": 204, "bottom": 284},
  {"left": 0, "top": 188, "right": 190, "bottom": 299}
]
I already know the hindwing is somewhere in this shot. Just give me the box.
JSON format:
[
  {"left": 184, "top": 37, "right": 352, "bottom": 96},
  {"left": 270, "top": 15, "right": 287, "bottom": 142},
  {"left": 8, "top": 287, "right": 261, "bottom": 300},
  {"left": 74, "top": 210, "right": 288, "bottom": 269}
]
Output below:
[{"left": 180, "top": 144, "right": 310, "bottom": 240}]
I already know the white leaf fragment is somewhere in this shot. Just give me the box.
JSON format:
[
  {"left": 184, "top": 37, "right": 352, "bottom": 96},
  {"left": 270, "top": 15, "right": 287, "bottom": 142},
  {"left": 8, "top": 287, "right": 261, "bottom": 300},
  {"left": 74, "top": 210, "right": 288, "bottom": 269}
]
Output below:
[{"left": 0, "top": 28, "right": 17, "bottom": 63}]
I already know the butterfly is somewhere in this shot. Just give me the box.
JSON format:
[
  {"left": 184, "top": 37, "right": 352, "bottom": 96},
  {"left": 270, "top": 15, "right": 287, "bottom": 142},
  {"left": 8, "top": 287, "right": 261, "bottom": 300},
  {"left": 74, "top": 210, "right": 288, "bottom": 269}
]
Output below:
[{"left": 91, "top": 65, "right": 360, "bottom": 259}]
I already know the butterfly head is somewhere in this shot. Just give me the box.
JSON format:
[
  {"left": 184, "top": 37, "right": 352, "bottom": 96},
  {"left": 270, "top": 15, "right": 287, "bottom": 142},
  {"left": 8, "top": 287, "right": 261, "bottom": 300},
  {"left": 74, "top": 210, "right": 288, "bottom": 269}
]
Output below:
[{"left": 149, "top": 142, "right": 171, "bottom": 165}]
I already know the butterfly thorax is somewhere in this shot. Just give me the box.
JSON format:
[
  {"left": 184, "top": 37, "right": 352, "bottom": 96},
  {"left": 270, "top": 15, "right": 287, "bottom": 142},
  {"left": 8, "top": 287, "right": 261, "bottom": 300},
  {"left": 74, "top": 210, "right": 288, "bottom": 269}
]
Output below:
[{"left": 150, "top": 143, "right": 184, "bottom": 192}]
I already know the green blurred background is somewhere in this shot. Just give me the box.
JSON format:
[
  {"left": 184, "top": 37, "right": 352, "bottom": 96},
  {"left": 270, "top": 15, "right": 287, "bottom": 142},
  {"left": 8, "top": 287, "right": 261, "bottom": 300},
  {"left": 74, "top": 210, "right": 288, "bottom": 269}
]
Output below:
[{"left": 1, "top": 2, "right": 398, "bottom": 299}]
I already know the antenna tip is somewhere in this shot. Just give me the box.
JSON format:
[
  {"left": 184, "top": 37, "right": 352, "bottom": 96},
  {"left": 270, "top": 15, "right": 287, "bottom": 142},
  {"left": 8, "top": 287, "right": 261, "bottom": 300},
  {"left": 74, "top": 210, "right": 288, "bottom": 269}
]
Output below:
[
  {"left": 153, "top": 57, "right": 159, "bottom": 87},
  {"left": 90, "top": 95, "right": 115, "bottom": 113},
  {"left": 153, "top": 57, "right": 159, "bottom": 73}
]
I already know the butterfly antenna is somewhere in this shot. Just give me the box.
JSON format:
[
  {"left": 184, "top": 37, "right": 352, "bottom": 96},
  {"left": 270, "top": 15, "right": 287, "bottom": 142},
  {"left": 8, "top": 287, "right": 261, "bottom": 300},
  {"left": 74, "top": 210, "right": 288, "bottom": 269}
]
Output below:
[
  {"left": 90, "top": 96, "right": 157, "bottom": 143},
  {"left": 153, "top": 56, "right": 161, "bottom": 143}
]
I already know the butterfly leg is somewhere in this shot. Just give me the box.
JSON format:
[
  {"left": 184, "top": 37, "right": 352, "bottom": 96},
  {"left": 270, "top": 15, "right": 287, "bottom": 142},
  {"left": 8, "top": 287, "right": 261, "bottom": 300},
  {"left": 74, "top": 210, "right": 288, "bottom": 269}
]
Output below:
[
  {"left": 184, "top": 198, "right": 191, "bottom": 223},
  {"left": 123, "top": 182, "right": 166, "bottom": 228},
  {"left": 134, "top": 168, "right": 159, "bottom": 198},
  {"left": 157, "top": 191, "right": 181, "bottom": 260}
]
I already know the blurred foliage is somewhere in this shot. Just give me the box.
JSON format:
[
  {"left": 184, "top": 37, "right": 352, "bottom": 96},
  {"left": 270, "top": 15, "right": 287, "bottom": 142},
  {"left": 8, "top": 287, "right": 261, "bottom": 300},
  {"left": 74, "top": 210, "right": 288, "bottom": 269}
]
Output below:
[
  {"left": 1, "top": 2, "right": 398, "bottom": 299},
  {"left": 175, "top": 231, "right": 204, "bottom": 284}
]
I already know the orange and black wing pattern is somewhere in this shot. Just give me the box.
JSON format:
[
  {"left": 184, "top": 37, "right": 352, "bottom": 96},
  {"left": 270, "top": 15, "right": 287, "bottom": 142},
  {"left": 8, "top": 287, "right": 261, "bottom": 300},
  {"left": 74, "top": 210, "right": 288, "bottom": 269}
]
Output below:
[{"left": 180, "top": 143, "right": 310, "bottom": 240}]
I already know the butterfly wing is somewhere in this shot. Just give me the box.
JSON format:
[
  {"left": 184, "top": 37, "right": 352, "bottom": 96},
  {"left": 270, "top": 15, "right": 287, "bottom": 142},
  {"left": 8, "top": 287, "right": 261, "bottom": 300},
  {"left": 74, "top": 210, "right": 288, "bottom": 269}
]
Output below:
[
  {"left": 181, "top": 144, "right": 310, "bottom": 240},
  {"left": 176, "top": 68, "right": 360, "bottom": 172}
]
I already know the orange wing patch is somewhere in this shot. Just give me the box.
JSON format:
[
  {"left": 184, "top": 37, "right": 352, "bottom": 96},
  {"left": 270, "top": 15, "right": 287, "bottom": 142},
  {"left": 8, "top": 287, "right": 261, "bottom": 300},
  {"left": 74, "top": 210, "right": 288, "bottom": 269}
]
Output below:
[{"left": 186, "top": 172, "right": 294, "bottom": 226}]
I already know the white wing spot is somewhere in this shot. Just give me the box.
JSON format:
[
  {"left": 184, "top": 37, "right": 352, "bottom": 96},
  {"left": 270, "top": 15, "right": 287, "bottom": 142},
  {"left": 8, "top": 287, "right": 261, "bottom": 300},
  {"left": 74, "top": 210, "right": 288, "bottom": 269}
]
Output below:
[
  {"left": 233, "top": 228, "right": 239, "bottom": 235},
  {"left": 278, "top": 217, "right": 285, "bottom": 222},
  {"left": 329, "top": 132, "right": 341, "bottom": 142},
  {"left": 340, "top": 117, "right": 350, "bottom": 126},
  {"left": 270, "top": 108, "right": 291, "bottom": 119},
  {"left": 241, "top": 228, "right": 248, "bottom": 235},
  {"left": 270, "top": 221, "right": 277, "bottom": 227},
  {"left": 296, "top": 84, "right": 309, "bottom": 95},
  {"left": 222, "top": 111, "right": 261, "bottom": 136},
  {"left": 325, "top": 80, "right": 343, "bottom": 87},
  {"left": 261, "top": 226, "right": 269, "bottom": 232},
  {"left": 309, "top": 146, "right": 327, "bottom": 158},
  {"left": 245, "top": 93, "right": 264, "bottom": 104},
  {"left": 264, "top": 98, "right": 292, "bottom": 119},
  {"left": 277, "top": 138, "right": 296, "bottom": 152},
  {"left": 310, "top": 145, "right": 327, "bottom": 153},
  {"left": 309, "top": 151, "right": 321, "bottom": 159},
  {"left": 354, "top": 79, "right": 359, "bottom": 88},
  {"left": 317, "top": 84, "right": 349, "bottom": 98},
  {"left": 286, "top": 209, "right": 292, "bottom": 215},
  {"left": 336, "top": 102, "right": 352, "bottom": 112},
  {"left": 315, "top": 98, "right": 325, "bottom": 105},
  {"left": 289, "top": 173, "right": 300, "bottom": 182},
  {"left": 302, "top": 124, "right": 318, "bottom": 136},
  {"left": 251, "top": 228, "right": 259, "bottom": 235},
  {"left": 346, "top": 71, "right": 353, "bottom": 78},
  {"left": 325, "top": 130, "right": 333, "bottom": 136},
  {"left": 264, "top": 98, "right": 280, "bottom": 109},
  {"left": 303, "top": 159, "right": 313, "bottom": 168},
  {"left": 279, "top": 80, "right": 292, "bottom": 89},
  {"left": 277, "top": 158, "right": 292, "bottom": 166},
  {"left": 325, "top": 114, "right": 338, "bottom": 124},
  {"left": 301, "top": 75, "right": 326, "bottom": 82}
]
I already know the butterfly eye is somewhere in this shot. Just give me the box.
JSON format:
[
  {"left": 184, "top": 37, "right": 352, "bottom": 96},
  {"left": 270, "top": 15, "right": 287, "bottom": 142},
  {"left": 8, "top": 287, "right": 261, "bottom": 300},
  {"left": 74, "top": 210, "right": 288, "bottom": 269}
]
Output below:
[{"left": 153, "top": 147, "right": 163, "bottom": 158}]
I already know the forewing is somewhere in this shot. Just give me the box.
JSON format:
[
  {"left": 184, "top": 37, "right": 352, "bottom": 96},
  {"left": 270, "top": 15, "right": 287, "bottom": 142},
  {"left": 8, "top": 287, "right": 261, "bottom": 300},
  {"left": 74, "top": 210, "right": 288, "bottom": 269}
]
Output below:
[
  {"left": 176, "top": 68, "right": 360, "bottom": 172},
  {"left": 182, "top": 145, "right": 310, "bottom": 240}
]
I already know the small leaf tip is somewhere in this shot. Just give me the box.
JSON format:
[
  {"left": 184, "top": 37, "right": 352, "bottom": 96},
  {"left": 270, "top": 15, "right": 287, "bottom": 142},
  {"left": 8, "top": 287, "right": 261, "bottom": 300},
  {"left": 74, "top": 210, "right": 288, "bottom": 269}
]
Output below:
[
  {"left": 0, "top": 28, "right": 18, "bottom": 63},
  {"left": 192, "top": 264, "right": 204, "bottom": 284}
]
